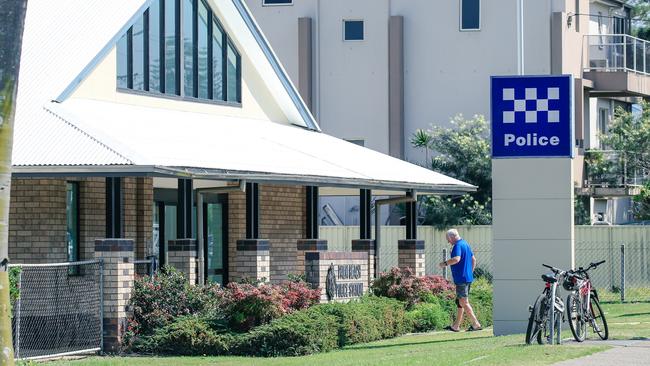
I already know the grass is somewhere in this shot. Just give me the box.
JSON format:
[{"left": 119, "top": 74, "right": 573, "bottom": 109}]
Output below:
[
  {"left": 596, "top": 287, "right": 650, "bottom": 303},
  {"left": 45, "top": 302, "right": 650, "bottom": 366}
]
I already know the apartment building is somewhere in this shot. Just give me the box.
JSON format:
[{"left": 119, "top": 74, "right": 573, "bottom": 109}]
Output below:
[{"left": 247, "top": 0, "right": 646, "bottom": 224}]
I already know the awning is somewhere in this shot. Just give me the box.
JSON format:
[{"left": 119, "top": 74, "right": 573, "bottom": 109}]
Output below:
[{"left": 12, "top": 98, "right": 475, "bottom": 194}]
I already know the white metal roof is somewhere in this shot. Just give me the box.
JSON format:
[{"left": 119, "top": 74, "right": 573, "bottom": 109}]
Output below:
[
  {"left": 13, "top": 0, "right": 148, "bottom": 166},
  {"left": 11, "top": 0, "right": 475, "bottom": 194},
  {"left": 12, "top": 98, "right": 474, "bottom": 193}
]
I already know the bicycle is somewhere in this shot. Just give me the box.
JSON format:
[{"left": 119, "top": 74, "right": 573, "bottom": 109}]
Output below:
[
  {"left": 525, "top": 264, "right": 567, "bottom": 345},
  {"left": 564, "top": 260, "right": 609, "bottom": 342}
]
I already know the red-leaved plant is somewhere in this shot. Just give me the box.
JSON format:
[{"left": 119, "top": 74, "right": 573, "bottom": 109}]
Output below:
[{"left": 370, "top": 267, "right": 454, "bottom": 308}]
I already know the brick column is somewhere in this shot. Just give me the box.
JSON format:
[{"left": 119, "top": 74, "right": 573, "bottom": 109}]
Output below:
[
  {"left": 167, "top": 239, "right": 198, "bottom": 284},
  {"left": 296, "top": 239, "right": 327, "bottom": 276},
  {"left": 352, "top": 239, "right": 376, "bottom": 284},
  {"left": 398, "top": 239, "right": 425, "bottom": 277},
  {"left": 94, "top": 239, "right": 134, "bottom": 353},
  {"left": 233, "top": 239, "right": 270, "bottom": 282}
]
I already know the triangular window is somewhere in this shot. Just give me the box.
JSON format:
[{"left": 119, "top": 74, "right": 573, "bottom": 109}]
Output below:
[{"left": 117, "top": 0, "right": 241, "bottom": 104}]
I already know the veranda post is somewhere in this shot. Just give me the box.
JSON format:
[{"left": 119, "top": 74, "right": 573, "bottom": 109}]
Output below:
[{"left": 0, "top": 1, "right": 28, "bottom": 365}]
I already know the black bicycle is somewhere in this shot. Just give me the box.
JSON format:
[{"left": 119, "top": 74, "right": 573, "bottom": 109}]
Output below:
[
  {"left": 564, "top": 260, "right": 609, "bottom": 342},
  {"left": 525, "top": 264, "right": 566, "bottom": 345}
]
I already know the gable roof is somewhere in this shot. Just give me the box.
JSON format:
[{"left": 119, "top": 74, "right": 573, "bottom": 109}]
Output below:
[{"left": 12, "top": 0, "right": 476, "bottom": 195}]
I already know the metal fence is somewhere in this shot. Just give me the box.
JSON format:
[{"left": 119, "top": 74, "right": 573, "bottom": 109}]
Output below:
[
  {"left": 133, "top": 256, "right": 158, "bottom": 277},
  {"left": 320, "top": 225, "right": 650, "bottom": 302},
  {"left": 584, "top": 34, "right": 650, "bottom": 75},
  {"left": 9, "top": 260, "right": 103, "bottom": 360}
]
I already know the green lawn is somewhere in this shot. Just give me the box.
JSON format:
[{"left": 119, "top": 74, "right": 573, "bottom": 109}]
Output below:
[{"left": 45, "top": 302, "right": 650, "bottom": 366}]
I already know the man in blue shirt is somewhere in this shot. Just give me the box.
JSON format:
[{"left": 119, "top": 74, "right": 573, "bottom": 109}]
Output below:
[{"left": 438, "top": 228, "right": 482, "bottom": 331}]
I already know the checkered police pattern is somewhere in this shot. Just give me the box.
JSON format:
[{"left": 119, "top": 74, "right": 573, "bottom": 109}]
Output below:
[
  {"left": 491, "top": 75, "right": 573, "bottom": 158},
  {"left": 501, "top": 87, "right": 560, "bottom": 124}
]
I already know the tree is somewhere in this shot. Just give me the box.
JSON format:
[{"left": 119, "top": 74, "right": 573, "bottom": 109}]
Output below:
[
  {"left": 0, "top": 1, "right": 28, "bottom": 365},
  {"left": 411, "top": 115, "right": 491, "bottom": 228},
  {"left": 600, "top": 102, "right": 650, "bottom": 220},
  {"left": 629, "top": 1, "right": 650, "bottom": 41}
]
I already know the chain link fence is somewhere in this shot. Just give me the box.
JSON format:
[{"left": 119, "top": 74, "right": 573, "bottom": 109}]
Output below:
[
  {"left": 321, "top": 225, "right": 650, "bottom": 302},
  {"left": 9, "top": 260, "right": 103, "bottom": 360}
]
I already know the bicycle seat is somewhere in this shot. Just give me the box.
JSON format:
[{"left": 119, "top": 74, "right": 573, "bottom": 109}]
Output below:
[{"left": 542, "top": 273, "right": 557, "bottom": 283}]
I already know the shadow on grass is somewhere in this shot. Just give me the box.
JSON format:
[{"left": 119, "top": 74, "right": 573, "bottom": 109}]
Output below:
[
  {"left": 619, "top": 312, "right": 650, "bottom": 318},
  {"left": 345, "top": 334, "right": 494, "bottom": 351}
]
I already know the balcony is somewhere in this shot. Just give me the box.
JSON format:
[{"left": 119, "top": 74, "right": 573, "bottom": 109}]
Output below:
[
  {"left": 577, "top": 150, "right": 647, "bottom": 198},
  {"left": 583, "top": 34, "right": 650, "bottom": 97}
]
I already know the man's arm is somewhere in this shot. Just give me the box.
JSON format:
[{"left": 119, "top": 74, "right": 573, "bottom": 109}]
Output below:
[
  {"left": 472, "top": 255, "right": 476, "bottom": 271},
  {"left": 439, "top": 256, "right": 461, "bottom": 268}
]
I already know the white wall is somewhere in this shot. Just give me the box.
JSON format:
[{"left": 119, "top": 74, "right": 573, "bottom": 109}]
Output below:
[{"left": 247, "top": 0, "right": 554, "bottom": 162}]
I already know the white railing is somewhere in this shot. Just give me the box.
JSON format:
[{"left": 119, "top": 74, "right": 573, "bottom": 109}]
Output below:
[{"left": 584, "top": 34, "right": 650, "bottom": 75}]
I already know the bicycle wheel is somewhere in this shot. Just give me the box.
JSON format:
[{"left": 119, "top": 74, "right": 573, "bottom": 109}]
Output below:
[
  {"left": 590, "top": 296, "right": 609, "bottom": 340},
  {"left": 567, "top": 294, "right": 586, "bottom": 342},
  {"left": 526, "top": 294, "right": 545, "bottom": 345}
]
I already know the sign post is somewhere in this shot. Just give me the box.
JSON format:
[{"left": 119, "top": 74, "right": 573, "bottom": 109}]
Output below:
[{"left": 491, "top": 75, "right": 575, "bottom": 335}]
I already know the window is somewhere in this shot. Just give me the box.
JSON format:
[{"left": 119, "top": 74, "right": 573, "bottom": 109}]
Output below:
[
  {"left": 117, "top": 0, "right": 241, "bottom": 103},
  {"left": 460, "top": 0, "right": 480, "bottom": 31},
  {"left": 344, "top": 20, "right": 364, "bottom": 41},
  {"left": 598, "top": 108, "right": 608, "bottom": 149},
  {"left": 66, "top": 182, "right": 79, "bottom": 263},
  {"left": 263, "top": 0, "right": 293, "bottom": 5}
]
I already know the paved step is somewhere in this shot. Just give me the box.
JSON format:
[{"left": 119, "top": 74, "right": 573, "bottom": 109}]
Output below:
[{"left": 553, "top": 339, "right": 650, "bottom": 366}]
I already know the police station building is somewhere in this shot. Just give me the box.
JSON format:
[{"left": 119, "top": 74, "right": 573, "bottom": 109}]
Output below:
[{"left": 9, "top": 0, "right": 474, "bottom": 288}]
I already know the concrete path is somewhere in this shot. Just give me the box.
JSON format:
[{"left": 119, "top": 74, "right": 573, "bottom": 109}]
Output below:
[{"left": 553, "top": 339, "right": 650, "bottom": 366}]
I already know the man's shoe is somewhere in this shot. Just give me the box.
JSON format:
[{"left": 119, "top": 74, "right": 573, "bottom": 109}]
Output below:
[
  {"left": 444, "top": 325, "right": 460, "bottom": 332},
  {"left": 467, "top": 325, "right": 483, "bottom": 331}
]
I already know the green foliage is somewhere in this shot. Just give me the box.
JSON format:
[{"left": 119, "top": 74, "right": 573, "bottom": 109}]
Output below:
[
  {"left": 411, "top": 115, "right": 491, "bottom": 228},
  {"left": 630, "top": 1, "right": 650, "bottom": 41},
  {"left": 584, "top": 150, "right": 621, "bottom": 186},
  {"left": 236, "top": 296, "right": 411, "bottom": 357},
  {"left": 9, "top": 266, "right": 20, "bottom": 305},
  {"left": 633, "top": 181, "right": 650, "bottom": 220},
  {"left": 126, "top": 266, "right": 225, "bottom": 347},
  {"left": 600, "top": 103, "right": 650, "bottom": 174},
  {"left": 370, "top": 267, "right": 454, "bottom": 308},
  {"left": 473, "top": 266, "right": 493, "bottom": 284},
  {"left": 132, "top": 315, "right": 232, "bottom": 356},
  {"left": 574, "top": 196, "right": 591, "bottom": 225},
  {"left": 234, "top": 308, "right": 339, "bottom": 357},
  {"left": 407, "top": 297, "right": 450, "bottom": 332}
]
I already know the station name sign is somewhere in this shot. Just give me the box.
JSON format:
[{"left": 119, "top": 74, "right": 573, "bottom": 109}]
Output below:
[
  {"left": 326, "top": 264, "right": 364, "bottom": 300},
  {"left": 491, "top": 75, "right": 574, "bottom": 158}
]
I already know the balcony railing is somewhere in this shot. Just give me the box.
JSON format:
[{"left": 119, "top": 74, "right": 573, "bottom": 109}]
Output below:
[
  {"left": 584, "top": 150, "right": 648, "bottom": 189},
  {"left": 584, "top": 34, "right": 650, "bottom": 75}
]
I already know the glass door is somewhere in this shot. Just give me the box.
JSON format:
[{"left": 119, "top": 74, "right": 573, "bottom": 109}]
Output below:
[{"left": 203, "top": 194, "right": 228, "bottom": 285}]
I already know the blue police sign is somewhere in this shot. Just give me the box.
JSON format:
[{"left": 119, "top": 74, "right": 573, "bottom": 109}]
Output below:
[{"left": 491, "top": 75, "right": 573, "bottom": 158}]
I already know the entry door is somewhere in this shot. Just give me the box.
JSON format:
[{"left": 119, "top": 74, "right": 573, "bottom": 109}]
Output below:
[{"left": 203, "top": 194, "right": 228, "bottom": 285}]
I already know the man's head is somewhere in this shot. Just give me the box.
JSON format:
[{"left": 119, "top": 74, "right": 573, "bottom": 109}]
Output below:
[{"left": 446, "top": 228, "right": 461, "bottom": 245}]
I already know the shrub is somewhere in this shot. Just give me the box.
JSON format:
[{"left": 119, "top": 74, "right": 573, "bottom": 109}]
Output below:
[
  {"left": 219, "top": 280, "right": 320, "bottom": 332},
  {"left": 127, "top": 267, "right": 224, "bottom": 341},
  {"left": 234, "top": 309, "right": 339, "bottom": 357},
  {"left": 9, "top": 266, "right": 20, "bottom": 306},
  {"left": 473, "top": 266, "right": 493, "bottom": 283},
  {"left": 407, "top": 297, "right": 450, "bottom": 332},
  {"left": 132, "top": 315, "right": 232, "bottom": 356},
  {"left": 371, "top": 267, "right": 454, "bottom": 307},
  {"left": 236, "top": 296, "right": 411, "bottom": 356},
  {"left": 438, "top": 277, "right": 493, "bottom": 329}
]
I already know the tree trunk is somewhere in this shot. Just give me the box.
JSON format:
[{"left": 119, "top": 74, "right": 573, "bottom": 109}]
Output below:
[{"left": 0, "top": 1, "right": 28, "bottom": 365}]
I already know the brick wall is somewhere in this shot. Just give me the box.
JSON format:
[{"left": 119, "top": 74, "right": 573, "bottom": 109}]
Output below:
[
  {"left": 9, "top": 177, "right": 153, "bottom": 264},
  {"left": 228, "top": 184, "right": 305, "bottom": 283},
  {"left": 8, "top": 179, "right": 67, "bottom": 263}
]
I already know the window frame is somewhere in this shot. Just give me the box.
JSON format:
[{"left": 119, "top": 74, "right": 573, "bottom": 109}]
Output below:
[
  {"left": 459, "top": 0, "right": 481, "bottom": 32},
  {"left": 343, "top": 19, "right": 365, "bottom": 42},
  {"left": 262, "top": 0, "right": 293, "bottom": 6},
  {"left": 116, "top": 0, "right": 241, "bottom": 107},
  {"left": 66, "top": 181, "right": 80, "bottom": 264}
]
